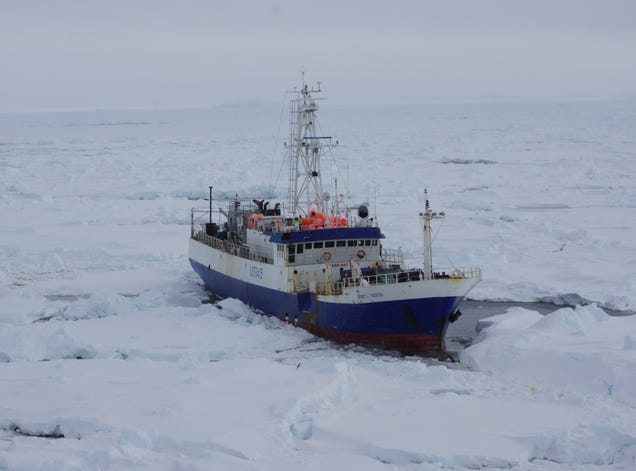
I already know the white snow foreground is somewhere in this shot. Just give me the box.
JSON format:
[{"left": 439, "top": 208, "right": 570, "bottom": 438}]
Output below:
[
  {"left": 1, "top": 293, "right": 635, "bottom": 470},
  {"left": 462, "top": 305, "right": 636, "bottom": 467}
]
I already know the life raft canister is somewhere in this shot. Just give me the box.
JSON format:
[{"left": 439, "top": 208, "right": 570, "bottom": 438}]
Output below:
[{"left": 313, "top": 213, "right": 325, "bottom": 229}]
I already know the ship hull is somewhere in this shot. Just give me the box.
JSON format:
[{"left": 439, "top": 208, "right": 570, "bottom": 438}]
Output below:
[{"left": 190, "top": 255, "right": 469, "bottom": 356}]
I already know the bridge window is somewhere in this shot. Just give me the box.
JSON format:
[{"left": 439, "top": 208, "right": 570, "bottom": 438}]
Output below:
[
  {"left": 325, "top": 241, "right": 335, "bottom": 248},
  {"left": 297, "top": 244, "right": 304, "bottom": 254},
  {"left": 336, "top": 240, "right": 346, "bottom": 247},
  {"left": 314, "top": 242, "right": 323, "bottom": 249},
  {"left": 365, "top": 240, "right": 371, "bottom": 246},
  {"left": 288, "top": 244, "right": 295, "bottom": 254},
  {"left": 347, "top": 240, "right": 356, "bottom": 247},
  {"left": 372, "top": 240, "right": 378, "bottom": 246},
  {"left": 305, "top": 243, "right": 312, "bottom": 250}
]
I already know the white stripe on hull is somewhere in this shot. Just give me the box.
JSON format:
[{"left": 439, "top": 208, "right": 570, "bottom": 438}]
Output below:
[
  {"left": 189, "top": 239, "right": 288, "bottom": 291},
  {"left": 319, "top": 277, "right": 480, "bottom": 304},
  {"left": 190, "top": 239, "right": 478, "bottom": 304}
]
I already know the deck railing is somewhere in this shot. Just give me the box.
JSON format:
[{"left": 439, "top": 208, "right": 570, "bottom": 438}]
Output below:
[
  {"left": 380, "top": 248, "right": 403, "bottom": 265},
  {"left": 192, "top": 230, "right": 274, "bottom": 264},
  {"left": 435, "top": 266, "right": 482, "bottom": 280},
  {"left": 190, "top": 207, "right": 378, "bottom": 235},
  {"left": 317, "top": 266, "right": 482, "bottom": 295}
]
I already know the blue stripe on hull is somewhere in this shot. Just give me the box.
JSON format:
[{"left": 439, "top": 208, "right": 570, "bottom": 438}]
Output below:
[
  {"left": 315, "top": 296, "right": 462, "bottom": 336},
  {"left": 267, "top": 226, "right": 384, "bottom": 244},
  {"left": 190, "top": 259, "right": 463, "bottom": 353}
]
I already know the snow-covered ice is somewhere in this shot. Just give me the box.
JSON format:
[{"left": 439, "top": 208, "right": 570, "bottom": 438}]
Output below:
[{"left": 1, "top": 100, "right": 635, "bottom": 469}]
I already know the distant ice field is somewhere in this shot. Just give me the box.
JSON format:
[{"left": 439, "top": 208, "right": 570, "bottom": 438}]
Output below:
[
  {"left": 1, "top": 100, "right": 635, "bottom": 470},
  {"left": 1, "top": 100, "right": 635, "bottom": 310}
]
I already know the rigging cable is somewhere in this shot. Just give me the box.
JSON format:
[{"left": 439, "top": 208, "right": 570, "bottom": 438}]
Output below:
[
  {"left": 268, "top": 91, "right": 289, "bottom": 197},
  {"left": 431, "top": 216, "right": 445, "bottom": 245}
]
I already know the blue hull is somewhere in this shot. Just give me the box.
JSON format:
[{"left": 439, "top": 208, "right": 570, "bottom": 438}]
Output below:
[{"left": 190, "top": 259, "right": 463, "bottom": 355}]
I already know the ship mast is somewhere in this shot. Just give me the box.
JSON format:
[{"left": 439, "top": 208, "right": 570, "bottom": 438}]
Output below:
[
  {"left": 420, "top": 189, "right": 445, "bottom": 279},
  {"left": 286, "top": 75, "right": 335, "bottom": 217}
]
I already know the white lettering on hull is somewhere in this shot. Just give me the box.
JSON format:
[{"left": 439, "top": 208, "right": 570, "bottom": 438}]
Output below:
[{"left": 250, "top": 265, "right": 264, "bottom": 279}]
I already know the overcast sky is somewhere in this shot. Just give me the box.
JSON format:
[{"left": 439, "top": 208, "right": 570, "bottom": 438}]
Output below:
[{"left": 1, "top": 0, "right": 635, "bottom": 111}]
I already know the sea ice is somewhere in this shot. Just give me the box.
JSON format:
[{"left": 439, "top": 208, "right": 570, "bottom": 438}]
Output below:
[{"left": 1, "top": 101, "right": 635, "bottom": 469}]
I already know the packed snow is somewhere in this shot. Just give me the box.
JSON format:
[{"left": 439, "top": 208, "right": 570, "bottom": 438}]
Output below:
[{"left": 1, "top": 99, "right": 635, "bottom": 469}]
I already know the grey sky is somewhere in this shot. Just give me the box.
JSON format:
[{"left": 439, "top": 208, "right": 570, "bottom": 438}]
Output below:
[{"left": 1, "top": 0, "right": 635, "bottom": 111}]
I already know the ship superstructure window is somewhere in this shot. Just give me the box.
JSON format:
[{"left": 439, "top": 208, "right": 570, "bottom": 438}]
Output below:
[
  {"left": 285, "top": 244, "right": 296, "bottom": 263},
  {"left": 285, "top": 239, "right": 378, "bottom": 259}
]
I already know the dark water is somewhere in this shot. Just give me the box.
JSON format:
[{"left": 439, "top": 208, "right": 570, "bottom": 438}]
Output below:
[{"left": 445, "top": 300, "right": 635, "bottom": 353}]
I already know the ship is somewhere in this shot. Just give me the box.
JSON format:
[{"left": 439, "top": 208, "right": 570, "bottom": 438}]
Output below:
[{"left": 189, "top": 78, "right": 481, "bottom": 357}]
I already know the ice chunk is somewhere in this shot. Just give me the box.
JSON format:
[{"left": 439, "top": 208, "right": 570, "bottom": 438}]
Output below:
[
  {"left": 289, "top": 417, "right": 313, "bottom": 440},
  {"left": 529, "top": 304, "right": 608, "bottom": 334}
]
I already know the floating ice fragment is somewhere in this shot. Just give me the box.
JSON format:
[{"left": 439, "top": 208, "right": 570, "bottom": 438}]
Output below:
[
  {"left": 499, "top": 214, "right": 516, "bottom": 222},
  {"left": 119, "top": 428, "right": 153, "bottom": 449},
  {"left": 5, "top": 422, "right": 64, "bottom": 439},
  {"left": 439, "top": 158, "right": 496, "bottom": 165},
  {"left": 289, "top": 416, "right": 313, "bottom": 440},
  {"left": 529, "top": 304, "right": 608, "bottom": 334},
  {"left": 164, "top": 288, "right": 201, "bottom": 308},
  {"left": 429, "top": 388, "right": 472, "bottom": 396}
]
